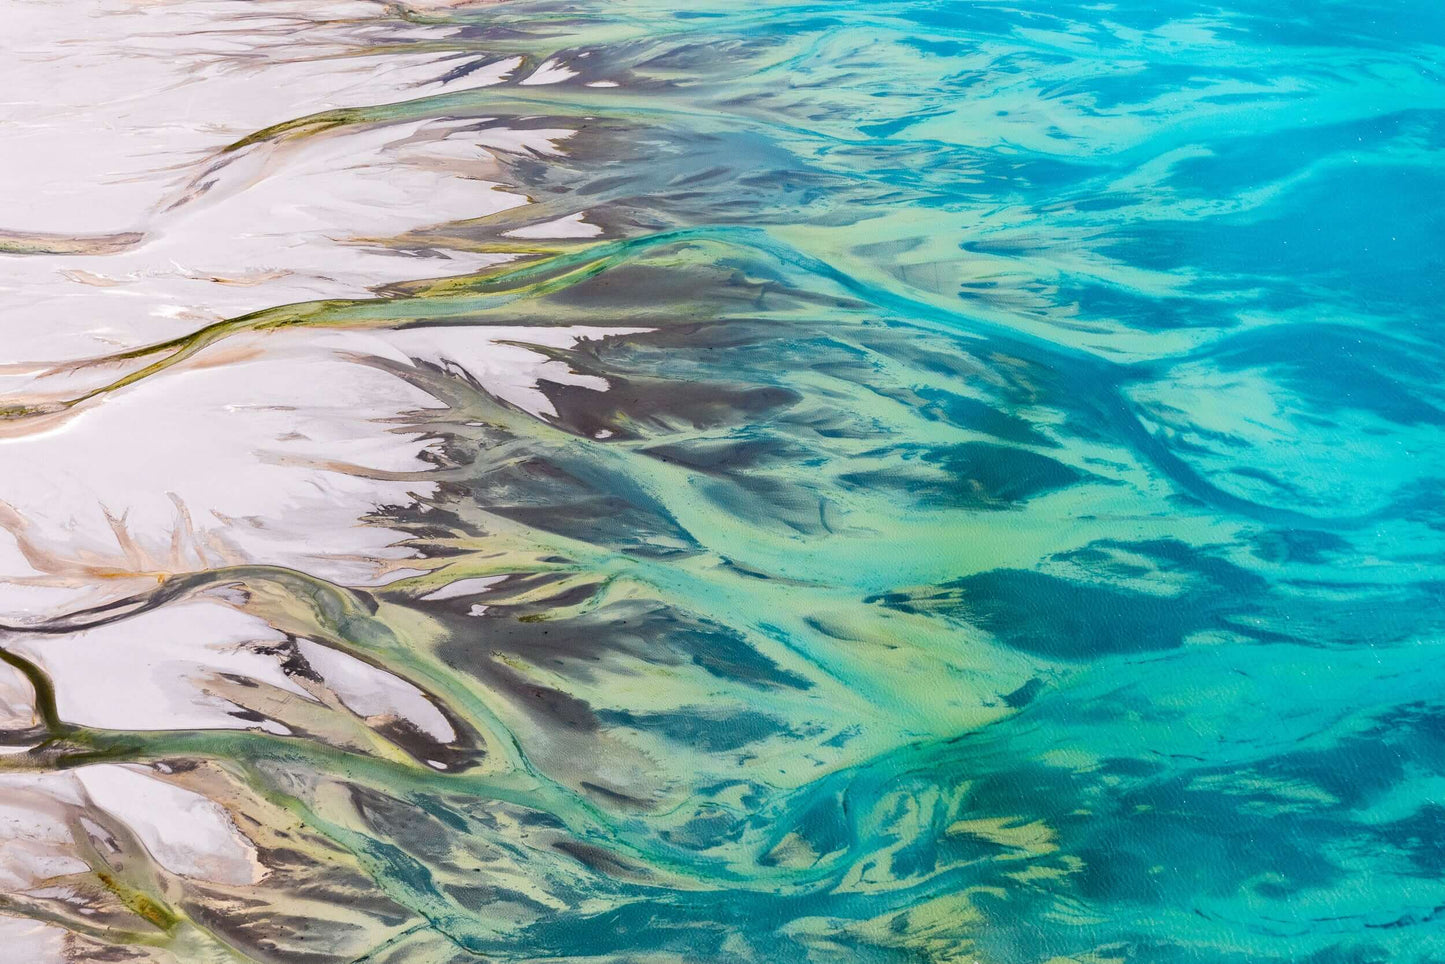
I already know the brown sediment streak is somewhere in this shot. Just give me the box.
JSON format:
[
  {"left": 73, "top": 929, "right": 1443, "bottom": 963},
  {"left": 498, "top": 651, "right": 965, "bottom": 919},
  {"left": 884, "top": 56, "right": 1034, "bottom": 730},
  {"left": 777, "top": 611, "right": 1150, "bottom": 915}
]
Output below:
[
  {"left": 0, "top": 240, "right": 623, "bottom": 428},
  {"left": 0, "top": 231, "right": 749, "bottom": 432},
  {"left": 0, "top": 229, "right": 145, "bottom": 256}
]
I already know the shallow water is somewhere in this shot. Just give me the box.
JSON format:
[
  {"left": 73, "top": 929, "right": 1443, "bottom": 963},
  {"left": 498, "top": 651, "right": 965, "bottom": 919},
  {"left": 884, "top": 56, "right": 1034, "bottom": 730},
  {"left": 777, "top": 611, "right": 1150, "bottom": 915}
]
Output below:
[{"left": 0, "top": 0, "right": 1443, "bottom": 961}]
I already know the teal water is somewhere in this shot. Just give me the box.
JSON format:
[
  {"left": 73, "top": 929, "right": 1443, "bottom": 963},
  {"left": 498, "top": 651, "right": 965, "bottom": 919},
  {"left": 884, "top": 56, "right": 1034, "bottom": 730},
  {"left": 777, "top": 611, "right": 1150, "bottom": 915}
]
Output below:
[{"left": 1, "top": 1, "right": 1443, "bottom": 961}]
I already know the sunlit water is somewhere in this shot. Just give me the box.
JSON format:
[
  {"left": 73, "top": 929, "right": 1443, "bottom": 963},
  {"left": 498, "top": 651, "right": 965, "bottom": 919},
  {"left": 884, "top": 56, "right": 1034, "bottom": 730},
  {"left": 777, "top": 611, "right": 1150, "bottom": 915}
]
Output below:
[{"left": 0, "top": 0, "right": 1442, "bottom": 961}]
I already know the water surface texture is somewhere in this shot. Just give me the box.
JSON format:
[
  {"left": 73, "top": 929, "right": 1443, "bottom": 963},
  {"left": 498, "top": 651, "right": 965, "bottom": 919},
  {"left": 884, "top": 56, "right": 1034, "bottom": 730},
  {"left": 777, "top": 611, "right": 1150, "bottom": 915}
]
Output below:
[{"left": 1, "top": 0, "right": 1443, "bottom": 961}]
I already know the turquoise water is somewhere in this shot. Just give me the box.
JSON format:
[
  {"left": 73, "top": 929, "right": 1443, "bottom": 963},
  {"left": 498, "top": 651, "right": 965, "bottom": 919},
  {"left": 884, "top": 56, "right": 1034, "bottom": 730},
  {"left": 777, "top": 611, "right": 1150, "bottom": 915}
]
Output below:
[{"left": 1, "top": 1, "right": 1443, "bottom": 961}]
